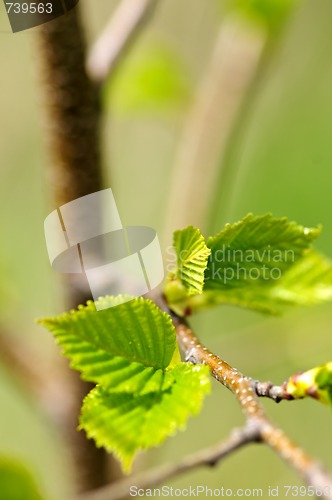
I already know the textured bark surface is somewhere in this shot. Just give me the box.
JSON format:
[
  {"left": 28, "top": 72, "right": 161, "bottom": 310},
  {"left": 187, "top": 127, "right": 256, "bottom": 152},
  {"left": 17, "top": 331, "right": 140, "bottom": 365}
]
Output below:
[
  {"left": 37, "top": 8, "right": 113, "bottom": 493},
  {"left": 39, "top": 8, "right": 103, "bottom": 206}
]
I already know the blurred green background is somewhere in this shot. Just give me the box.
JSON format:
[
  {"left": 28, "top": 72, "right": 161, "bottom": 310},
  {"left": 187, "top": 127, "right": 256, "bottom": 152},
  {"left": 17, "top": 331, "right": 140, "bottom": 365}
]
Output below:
[{"left": 0, "top": 0, "right": 332, "bottom": 498}]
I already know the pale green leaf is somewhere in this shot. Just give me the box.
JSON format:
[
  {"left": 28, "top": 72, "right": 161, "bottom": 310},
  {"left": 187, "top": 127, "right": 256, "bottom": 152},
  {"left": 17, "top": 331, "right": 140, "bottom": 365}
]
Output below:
[
  {"left": 39, "top": 296, "right": 176, "bottom": 390},
  {"left": 269, "top": 251, "right": 332, "bottom": 306},
  {"left": 173, "top": 226, "right": 211, "bottom": 295},
  {"left": 41, "top": 295, "right": 211, "bottom": 472},
  {"left": 205, "top": 213, "right": 320, "bottom": 292},
  {"left": 79, "top": 363, "right": 210, "bottom": 471},
  {"left": 191, "top": 250, "right": 332, "bottom": 315}
]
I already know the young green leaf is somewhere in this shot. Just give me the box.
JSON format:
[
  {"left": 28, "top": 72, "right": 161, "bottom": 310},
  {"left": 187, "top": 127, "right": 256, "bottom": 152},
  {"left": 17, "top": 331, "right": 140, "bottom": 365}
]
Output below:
[
  {"left": 194, "top": 214, "right": 332, "bottom": 314},
  {"left": 80, "top": 363, "right": 210, "bottom": 472},
  {"left": 40, "top": 296, "right": 176, "bottom": 391},
  {"left": 192, "top": 250, "right": 332, "bottom": 315},
  {"left": 205, "top": 213, "right": 320, "bottom": 291},
  {"left": 40, "top": 296, "right": 211, "bottom": 471},
  {"left": 165, "top": 226, "right": 211, "bottom": 306},
  {"left": 166, "top": 214, "right": 332, "bottom": 315},
  {"left": 284, "top": 362, "right": 332, "bottom": 406}
]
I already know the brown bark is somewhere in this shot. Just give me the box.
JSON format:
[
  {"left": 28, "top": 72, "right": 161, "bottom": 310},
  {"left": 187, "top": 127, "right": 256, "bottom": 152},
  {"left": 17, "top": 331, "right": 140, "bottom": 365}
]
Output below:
[{"left": 37, "top": 7, "right": 112, "bottom": 493}]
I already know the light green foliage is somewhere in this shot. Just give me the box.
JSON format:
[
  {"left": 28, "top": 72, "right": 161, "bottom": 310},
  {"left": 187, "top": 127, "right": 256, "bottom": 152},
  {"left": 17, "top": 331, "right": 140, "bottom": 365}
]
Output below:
[
  {"left": 104, "top": 41, "right": 189, "bottom": 114},
  {"left": 165, "top": 214, "right": 332, "bottom": 314},
  {"left": 0, "top": 458, "right": 42, "bottom": 500},
  {"left": 41, "top": 214, "right": 332, "bottom": 470},
  {"left": 40, "top": 296, "right": 210, "bottom": 471},
  {"left": 80, "top": 363, "right": 210, "bottom": 471},
  {"left": 227, "top": 0, "right": 297, "bottom": 34},
  {"left": 285, "top": 362, "right": 332, "bottom": 406},
  {"left": 41, "top": 296, "right": 176, "bottom": 388},
  {"left": 205, "top": 214, "right": 320, "bottom": 290},
  {"left": 165, "top": 226, "right": 211, "bottom": 306},
  {"left": 173, "top": 226, "right": 211, "bottom": 294}
]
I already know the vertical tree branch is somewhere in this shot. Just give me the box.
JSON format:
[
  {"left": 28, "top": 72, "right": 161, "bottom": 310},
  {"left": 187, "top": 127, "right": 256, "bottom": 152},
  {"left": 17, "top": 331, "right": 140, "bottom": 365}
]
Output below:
[{"left": 37, "top": 7, "right": 110, "bottom": 493}]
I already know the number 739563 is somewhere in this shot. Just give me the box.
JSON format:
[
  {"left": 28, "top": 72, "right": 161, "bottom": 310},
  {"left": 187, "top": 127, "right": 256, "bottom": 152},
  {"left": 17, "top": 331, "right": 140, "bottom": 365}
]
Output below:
[{"left": 5, "top": 2, "right": 53, "bottom": 14}]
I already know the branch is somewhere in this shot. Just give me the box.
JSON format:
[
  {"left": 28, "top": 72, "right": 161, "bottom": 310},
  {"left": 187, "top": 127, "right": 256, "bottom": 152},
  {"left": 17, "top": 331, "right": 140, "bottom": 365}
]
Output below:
[
  {"left": 81, "top": 290, "right": 332, "bottom": 499},
  {"left": 77, "top": 423, "right": 261, "bottom": 500},
  {"left": 37, "top": 7, "right": 108, "bottom": 492},
  {"left": 254, "top": 380, "right": 295, "bottom": 402},
  {"left": 151, "top": 293, "right": 332, "bottom": 497},
  {"left": 0, "top": 331, "right": 46, "bottom": 394},
  {"left": 87, "top": 0, "right": 159, "bottom": 83}
]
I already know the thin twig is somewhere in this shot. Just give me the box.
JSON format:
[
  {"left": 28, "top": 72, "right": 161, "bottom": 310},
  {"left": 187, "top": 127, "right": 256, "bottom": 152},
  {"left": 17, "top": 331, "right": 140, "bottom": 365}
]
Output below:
[
  {"left": 77, "top": 424, "right": 261, "bottom": 500},
  {"left": 87, "top": 0, "right": 159, "bottom": 83},
  {"left": 254, "top": 380, "right": 294, "bottom": 402},
  {"left": 174, "top": 320, "right": 332, "bottom": 493},
  {"left": 153, "top": 293, "right": 332, "bottom": 496}
]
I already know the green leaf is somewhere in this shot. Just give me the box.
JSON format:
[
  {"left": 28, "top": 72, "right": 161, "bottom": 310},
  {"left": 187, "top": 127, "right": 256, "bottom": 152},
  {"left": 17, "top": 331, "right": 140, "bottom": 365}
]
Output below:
[
  {"left": 205, "top": 213, "right": 320, "bottom": 291},
  {"left": 285, "top": 362, "right": 332, "bottom": 405},
  {"left": 165, "top": 226, "right": 211, "bottom": 300},
  {"left": 194, "top": 250, "right": 332, "bottom": 315},
  {"left": 196, "top": 213, "right": 332, "bottom": 314},
  {"left": 164, "top": 226, "right": 211, "bottom": 316},
  {"left": 104, "top": 41, "right": 190, "bottom": 115},
  {"left": 0, "top": 458, "right": 43, "bottom": 500},
  {"left": 173, "top": 226, "right": 211, "bottom": 295},
  {"left": 165, "top": 214, "right": 332, "bottom": 315},
  {"left": 268, "top": 251, "right": 332, "bottom": 306},
  {"left": 40, "top": 296, "right": 211, "bottom": 471},
  {"left": 79, "top": 363, "right": 210, "bottom": 471},
  {"left": 40, "top": 296, "right": 176, "bottom": 391}
]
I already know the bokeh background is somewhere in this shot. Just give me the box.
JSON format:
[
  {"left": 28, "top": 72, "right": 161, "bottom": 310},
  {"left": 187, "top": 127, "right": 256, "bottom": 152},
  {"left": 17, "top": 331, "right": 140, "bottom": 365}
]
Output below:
[{"left": 0, "top": 0, "right": 332, "bottom": 498}]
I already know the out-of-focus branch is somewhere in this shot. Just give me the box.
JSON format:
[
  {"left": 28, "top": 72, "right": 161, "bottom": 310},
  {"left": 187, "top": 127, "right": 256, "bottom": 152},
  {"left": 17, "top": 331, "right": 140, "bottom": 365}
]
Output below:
[
  {"left": 87, "top": 0, "right": 159, "bottom": 83},
  {"left": 164, "top": 17, "right": 266, "bottom": 243},
  {"left": 37, "top": 0, "right": 158, "bottom": 490},
  {"left": 0, "top": 331, "right": 46, "bottom": 393},
  {"left": 0, "top": 329, "right": 76, "bottom": 424},
  {"left": 38, "top": 6, "right": 108, "bottom": 493},
  {"left": 78, "top": 424, "right": 261, "bottom": 500}
]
